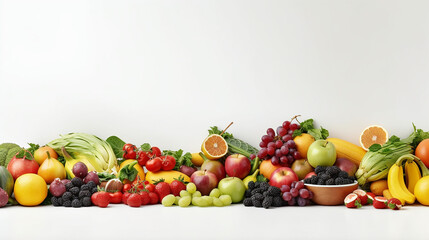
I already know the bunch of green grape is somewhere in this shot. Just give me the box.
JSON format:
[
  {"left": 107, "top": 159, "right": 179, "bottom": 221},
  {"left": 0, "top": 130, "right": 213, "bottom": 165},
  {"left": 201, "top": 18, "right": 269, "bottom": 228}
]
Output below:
[{"left": 161, "top": 183, "right": 232, "bottom": 207}]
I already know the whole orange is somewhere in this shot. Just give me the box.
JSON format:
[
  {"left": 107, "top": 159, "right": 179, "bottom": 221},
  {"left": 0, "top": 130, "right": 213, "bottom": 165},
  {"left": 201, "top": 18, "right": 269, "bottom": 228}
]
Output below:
[{"left": 415, "top": 139, "right": 429, "bottom": 168}]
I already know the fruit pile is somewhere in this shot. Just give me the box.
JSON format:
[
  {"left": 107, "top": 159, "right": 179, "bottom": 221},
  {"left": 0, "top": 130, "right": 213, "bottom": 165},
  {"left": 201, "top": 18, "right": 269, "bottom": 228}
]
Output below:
[
  {"left": 243, "top": 181, "right": 284, "bottom": 208},
  {"left": 304, "top": 166, "right": 355, "bottom": 185}
]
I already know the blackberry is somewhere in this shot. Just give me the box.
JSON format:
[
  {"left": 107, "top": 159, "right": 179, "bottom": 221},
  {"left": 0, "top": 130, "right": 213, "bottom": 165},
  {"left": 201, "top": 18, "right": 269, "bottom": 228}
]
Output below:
[
  {"left": 243, "top": 198, "right": 253, "bottom": 207},
  {"left": 79, "top": 190, "right": 91, "bottom": 199},
  {"left": 71, "top": 177, "right": 84, "bottom": 187},
  {"left": 62, "top": 192, "right": 73, "bottom": 201},
  {"left": 315, "top": 166, "right": 327, "bottom": 174},
  {"left": 338, "top": 171, "right": 349, "bottom": 178},
  {"left": 80, "top": 184, "right": 90, "bottom": 191},
  {"left": 253, "top": 199, "right": 262, "bottom": 208},
  {"left": 70, "top": 187, "right": 80, "bottom": 196},
  {"left": 245, "top": 189, "right": 252, "bottom": 198},
  {"left": 267, "top": 186, "right": 282, "bottom": 197},
  {"left": 348, "top": 175, "right": 356, "bottom": 181},
  {"left": 262, "top": 196, "right": 273, "bottom": 209},
  {"left": 254, "top": 182, "right": 261, "bottom": 188},
  {"left": 51, "top": 196, "right": 60, "bottom": 206},
  {"left": 63, "top": 200, "right": 72, "bottom": 207},
  {"left": 251, "top": 193, "right": 264, "bottom": 202},
  {"left": 320, "top": 174, "right": 330, "bottom": 181},
  {"left": 310, "top": 176, "right": 319, "bottom": 184},
  {"left": 263, "top": 191, "right": 270, "bottom": 197},
  {"left": 71, "top": 199, "right": 82, "bottom": 208},
  {"left": 272, "top": 196, "right": 283, "bottom": 207},
  {"left": 335, "top": 177, "right": 346, "bottom": 185},
  {"left": 65, "top": 182, "right": 74, "bottom": 191},
  {"left": 304, "top": 178, "right": 311, "bottom": 184},
  {"left": 91, "top": 187, "right": 98, "bottom": 194},
  {"left": 326, "top": 178, "right": 335, "bottom": 185},
  {"left": 82, "top": 197, "right": 92, "bottom": 207},
  {"left": 57, "top": 197, "right": 64, "bottom": 206},
  {"left": 251, "top": 188, "right": 264, "bottom": 195},
  {"left": 345, "top": 179, "right": 354, "bottom": 184},
  {"left": 317, "top": 179, "right": 326, "bottom": 185},
  {"left": 260, "top": 182, "right": 270, "bottom": 191},
  {"left": 87, "top": 181, "right": 97, "bottom": 189},
  {"left": 248, "top": 181, "right": 255, "bottom": 190},
  {"left": 326, "top": 166, "right": 340, "bottom": 177}
]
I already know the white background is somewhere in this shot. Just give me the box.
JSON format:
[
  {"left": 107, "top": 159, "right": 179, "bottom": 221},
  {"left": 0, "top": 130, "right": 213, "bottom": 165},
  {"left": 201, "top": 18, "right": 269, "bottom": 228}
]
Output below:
[
  {"left": 1, "top": 1, "right": 429, "bottom": 240},
  {"left": 1, "top": 0, "right": 429, "bottom": 150}
]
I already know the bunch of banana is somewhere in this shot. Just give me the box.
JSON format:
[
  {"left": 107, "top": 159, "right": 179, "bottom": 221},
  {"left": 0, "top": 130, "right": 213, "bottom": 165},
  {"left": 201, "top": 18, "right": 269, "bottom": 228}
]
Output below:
[{"left": 387, "top": 154, "right": 429, "bottom": 205}]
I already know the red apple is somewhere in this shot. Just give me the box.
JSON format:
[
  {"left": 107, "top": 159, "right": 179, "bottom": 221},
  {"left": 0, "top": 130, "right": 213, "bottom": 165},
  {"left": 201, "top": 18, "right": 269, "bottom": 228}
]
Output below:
[
  {"left": 225, "top": 154, "right": 251, "bottom": 179},
  {"left": 291, "top": 159, "right": 314, "bottom": 180},
  {"left": 304, "top": 171, "right": 316, "bottom": 179},
  {"left": 201, "top": 160, "right": 226, "bottom": 181},
  {"left": 269, "top": 167, "right": 299, "bottom": 188},
  {"left": 334, "top": 158, "right": 358, "bottom": 176},
  {"left": 190, "top": 170, "right": 218, "bottom": 196}
]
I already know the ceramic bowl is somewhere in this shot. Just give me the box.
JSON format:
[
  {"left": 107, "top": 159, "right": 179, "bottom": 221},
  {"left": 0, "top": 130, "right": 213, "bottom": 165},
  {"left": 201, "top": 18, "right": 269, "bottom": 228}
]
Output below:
[{"left": 304, "top": 181, "right": 358, "bottom": 206}]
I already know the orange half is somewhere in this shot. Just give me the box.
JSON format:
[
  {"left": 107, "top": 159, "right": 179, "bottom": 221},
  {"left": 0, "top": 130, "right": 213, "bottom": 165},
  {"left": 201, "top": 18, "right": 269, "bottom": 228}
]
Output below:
[
  {"left": 201, "top": 134, "right": 228, "bottom": 160},
  {"left": 359, "top": 125, "right": 388, "bottom": 151}
]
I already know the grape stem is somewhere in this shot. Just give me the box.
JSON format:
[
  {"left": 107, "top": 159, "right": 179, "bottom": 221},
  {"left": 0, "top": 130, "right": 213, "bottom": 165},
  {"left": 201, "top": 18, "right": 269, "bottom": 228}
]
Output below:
[{"left": 291, "top": 115, "right": 301, "bottom": 124}]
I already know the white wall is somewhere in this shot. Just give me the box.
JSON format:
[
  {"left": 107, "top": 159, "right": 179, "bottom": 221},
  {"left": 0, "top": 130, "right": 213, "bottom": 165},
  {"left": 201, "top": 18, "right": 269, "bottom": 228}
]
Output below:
[{"left": 1, "top": 0, "right": 429, "bottom": 152}]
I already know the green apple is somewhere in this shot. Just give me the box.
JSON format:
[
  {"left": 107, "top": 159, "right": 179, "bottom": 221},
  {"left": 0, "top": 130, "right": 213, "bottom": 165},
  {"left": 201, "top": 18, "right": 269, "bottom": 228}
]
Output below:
[
  {"left": 217, "top": 177, "right": 246, "bottom": 203},
  {"left": 307, "top": 140, "right": 337, "bottom": 168}
]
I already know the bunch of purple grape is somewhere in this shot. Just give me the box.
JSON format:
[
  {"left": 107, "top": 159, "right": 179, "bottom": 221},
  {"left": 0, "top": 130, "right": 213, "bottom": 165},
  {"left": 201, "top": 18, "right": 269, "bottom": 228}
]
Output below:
[
  {"left": 256, "top": 120, "right": 302, "bottom": 166},
  {"left": 281, "top": 181, "right": 313, "bottom": 206}
]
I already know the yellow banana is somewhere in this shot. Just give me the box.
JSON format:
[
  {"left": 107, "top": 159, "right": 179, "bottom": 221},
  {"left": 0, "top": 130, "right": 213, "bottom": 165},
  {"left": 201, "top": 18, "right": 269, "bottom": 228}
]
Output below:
[
  {"left": 387, "top": 164, "right": 415, "bottom": 205},
  {"left": 405, "top": 161, "right": 421, "bottom": 194},
  {"left": 327, "top": 138, "right": 367, "bottom": 166}
]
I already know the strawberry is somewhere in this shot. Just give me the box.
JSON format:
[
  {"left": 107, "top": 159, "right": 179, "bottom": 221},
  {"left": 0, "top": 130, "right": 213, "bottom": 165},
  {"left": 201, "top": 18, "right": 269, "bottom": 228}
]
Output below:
[
  {"left": 387, "top": 198, "right": 402, "bottom": 210},
  {"left": 155, "top": 181, "right": 171, "bottom": 201},
  {"left": 344, "top": 193, "right": 362, "bottom": 208},
  {"left": 91, "top": 192, "right": 110, "bottom": 208},
  {"left": 170, "top": 178, "right": 186, "bottom": 196},
  {"left": 127, "top": 193, "right": 142, "bottom": 207},
  {"left": 148, "top": 192, "right": 159, "bottom": 204},
  {"left": 353, "top": 189, "right": 368, "bottom": 205},
  {"left": 366, "top": 192, "right": 376, "bottom": 205},
  {"left": 373, "top": 196, "right": 388, "bottom": 209},
  {"left": 122, "top": 192, "right": 131, "bottom": 205},
  {"left": 140, "top": 191, "right": 150, "bottom": 205}
]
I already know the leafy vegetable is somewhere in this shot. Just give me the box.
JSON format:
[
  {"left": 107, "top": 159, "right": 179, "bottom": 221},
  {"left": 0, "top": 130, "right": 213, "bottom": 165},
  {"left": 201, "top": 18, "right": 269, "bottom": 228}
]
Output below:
[
  {"left": 106, "top": 136, "right": 126, "bottom": 158},
  {"left": 97, "top": 172, "right": 117, "bottom": 182},
  {"left": 16, "top": 143, "right": 40, "bottom": 160},
  {"left": 118, "top": 161, "right": 138, "bottom": 182},
  {"left": 163, "top": 149, "right": 193, "bottom": 170},
  {"left": 141, "top": 143, "right": 151, "bottom": 151},
  {"left": 356, "top": 124, "right": 429, "bottom": 186},
  {"left": 292, "top": 119, "right": 329, "bottom": 140},
  {"left": 0, "top": 143, "right": 22, "bottom": 167},
  {"left": 256, "top": 174, "right": 268, "bottom": 182},
  {"left": 208, "top": 126, "right": 258, "bottom": 158}
]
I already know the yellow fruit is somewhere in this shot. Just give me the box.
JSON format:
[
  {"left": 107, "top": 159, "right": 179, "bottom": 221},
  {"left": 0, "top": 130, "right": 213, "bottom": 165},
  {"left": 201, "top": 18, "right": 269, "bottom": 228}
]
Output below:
[
  {"left": 259, "top": 160, "right": 281, "bottom": 179},
  {"left": 201, "top": 134, "right": 228, "bottom": 160},
  {"left": 14, "top": 173, "right": 48, "bottom": 206},
  {"left": 383, "top": 189, "right": 393, "bottom": 200},
  {"left": 33, "top": 146, "right": 58, "bottom": 165},
  {"left": 37, "top": 156, "right": 66, "bottom": 184},
  {"left": 191, "top": 152, "right": 205, "bottom": 167},
  {"left": 293, "top": 133, "right": 315, "bottom": 159},
  {"left": 327, "top": 138, "right": 367, "bottom": 166},
  {"left": 405, "top": 161, "right": 421, "bottom": 194},
  {"left": 414, "top": 176, "right": 429, "bottom": 205},
  {"left": 119, "top": 160, "right": 145, "bottom": 184},
  {"left": 145, "top": 170, "right": 190, "bottom": 184},
  {"left": 359, "top": 125, "right": 388, "bottom": 151},
  {"left": 370, "top": 179, "right": 388, "bottom": 196}
]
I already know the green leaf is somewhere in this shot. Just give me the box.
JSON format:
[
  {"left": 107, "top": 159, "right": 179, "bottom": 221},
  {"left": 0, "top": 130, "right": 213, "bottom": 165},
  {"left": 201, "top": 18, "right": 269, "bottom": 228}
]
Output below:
[
  {"left": 164, "top": 149, "right": 194, "bottom": 170},
  {"left": 106, "top": 136, "right": 126, "bottom": 158},
  {"left": 208, "top": 126, "right": 233, "bottom": 139},
  {"left": 292, "top": 129, "right": 303, "bottom": 138},
  {"left": 141, "top": 143, "right": 151, "bottom": 151},
  {"left": 97, "top": 172, "right": 117, "bottom": 182},
  {"left": 368, "top": 144, "right": 382, "bottom": 152},
  {"left": 320, "top": 127, "right": 329, "bottom": 139},
  {"left": 256, "top": 175, "right": 268, "bottom": 182},
  {"left": 118, "top": 161, "right": 138, "bottom": 182},
  {"left": 300, "top": 119, "right": 315, "bottom": 131}
]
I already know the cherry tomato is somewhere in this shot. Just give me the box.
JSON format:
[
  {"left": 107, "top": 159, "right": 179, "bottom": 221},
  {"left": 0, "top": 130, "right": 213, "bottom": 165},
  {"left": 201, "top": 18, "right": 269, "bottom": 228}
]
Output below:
[
  {"left": 109, "top": 192, "right": 123, "bottom": 204},
  {"left": 151, "top": 147, "right": 162, "bottom": 157},
  {"left": 123, "top": 143, "right": 137, "bottom": 151},
  {"left": 137, "top": 150, "right": 150, "bottom": 166},
  {"left": 122, "top": 192, "right": 131, "bottom": 204},
  {"left": 122, "top": 184, "right": 131, "bottom": 192},
  {"left": 145, "top": 183, "right": 155, "bottom": 193},
  {"left": 146, "top": 157, "right": 162, "bottom": 172},
  {"left": 161, "top": 155, "right": 176, "bottom": 171}
]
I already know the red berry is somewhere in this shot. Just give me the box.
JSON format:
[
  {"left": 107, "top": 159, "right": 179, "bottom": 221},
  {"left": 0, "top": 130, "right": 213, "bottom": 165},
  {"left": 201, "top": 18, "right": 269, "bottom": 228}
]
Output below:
[
  {"left": 155, "top": 182, "right": 171, "bottom": 201},
  {"left": 353, "top": 189, "right": 369, "bottom": 205},
  {"left": 344, "top": 193, "right": 362, "bottom": 208},
  {"left": 122, "top": 192, "right": 131, "bottom": 205},
  {"left": 148, "top": 192, "right": 159, "bottom": 204},
  {"left": 387, "top": 198, "right": 402, "bottom": 210},
  {"left": 127, "top": 193, "right": 142, "bottom": 207},
  {"left": 170, "top": 180, "right": 186, "bottom": 196},
  {"left": 91, "top": 192, "right": 110, "bottom": 208},
  {"left": 140, "top": 191, "right": 150, "bottom": 205},
  {"left": 373, "top": 196, "right": 388, "bottom": 209}
]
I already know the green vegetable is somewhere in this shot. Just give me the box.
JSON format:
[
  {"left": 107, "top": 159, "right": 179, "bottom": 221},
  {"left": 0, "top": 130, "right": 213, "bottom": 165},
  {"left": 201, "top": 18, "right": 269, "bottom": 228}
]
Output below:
[
  {"left": 106, "top": 136, "right": 126, "bottom": 158},
  {"left": 256, "top": 174, "right": 268, "bottom": 182},
  {"left": 292, "top": 119, "right": 329, "bottom": 140},
  {"left": 0, "top": 166, "right": 14, "bottom": 196},
  {"left": 16, "top": 143, "right": 40, "bottom": 160},
  {"left": 163, "top": 149, "right": 193, "bottom": 170},
  {"left": 208, "top": 126, "right": 258, "bottom": 158},
  {"left": 0, "top": 143, "right": 22, "bottom": 167},
  {"left": 48, "top": 133, "right": 117, "bottom": 174},
  {"left": 118, "top": 161, "right": 139, "bottom": 182},
  {"left": 356, "top": 124, "right": 429, "bottom": 186},
  {"left": 97, "top": 172, "right": 117, "bottom": 182}
]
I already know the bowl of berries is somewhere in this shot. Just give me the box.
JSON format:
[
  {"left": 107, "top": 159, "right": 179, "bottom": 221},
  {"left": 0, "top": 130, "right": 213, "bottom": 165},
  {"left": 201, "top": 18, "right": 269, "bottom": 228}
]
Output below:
[{"left": 303, "top": 166, "right": 358, "bottom": 205}]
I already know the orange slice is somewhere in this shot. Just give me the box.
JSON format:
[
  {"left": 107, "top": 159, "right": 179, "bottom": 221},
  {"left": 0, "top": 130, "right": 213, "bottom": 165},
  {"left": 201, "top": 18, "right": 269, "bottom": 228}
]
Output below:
[
  {"left": 359, "top": 125, "right": 388, "bottom": 151},
  {"left": 201, "top": 134, "right": 228, "bottom": 160}
]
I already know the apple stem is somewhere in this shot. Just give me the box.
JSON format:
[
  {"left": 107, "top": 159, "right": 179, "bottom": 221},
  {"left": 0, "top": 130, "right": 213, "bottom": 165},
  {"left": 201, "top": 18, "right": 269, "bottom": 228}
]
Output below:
[
  {"left": 323, "top": 141, "right": 329, "bottom": 147},
  {"left": 220, "top": 122, "right": 234, "bottom": 136},
  {"left": 291, "top": 115, "right": 301, "bottom": 124}
]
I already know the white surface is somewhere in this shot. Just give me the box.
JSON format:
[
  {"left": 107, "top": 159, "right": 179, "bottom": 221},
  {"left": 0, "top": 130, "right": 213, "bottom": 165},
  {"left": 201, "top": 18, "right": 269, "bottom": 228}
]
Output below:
[
  {"left": 1, "top": 0, "right": 429, "bottom": 149},
  {"left": 1, "top": 204, "right": 428, "bottom": 240}
]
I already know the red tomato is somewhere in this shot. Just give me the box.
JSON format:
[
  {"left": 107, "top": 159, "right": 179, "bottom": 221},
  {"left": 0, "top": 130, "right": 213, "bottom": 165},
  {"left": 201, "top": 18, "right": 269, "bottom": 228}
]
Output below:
[
  {"left": 145, "top": 183, "right": 155, "bottom": 193},
  {"left": 122, "top": 192, "right": 131, "bottom": 205},
  {"left": 123, "top": 143, "right": 137, "bottom": 151},
  {"left": 139, "top": 191, "right": 150, "bottom": 205},
  {"left": 109, "top": 192, "right": 123, "bottom": 204},
  {"left": 151, "top": 147, "right": 162, "bottom": 157},
  {"left": 137, "top": 150, "right": 150, "bottom": 166},
  {"left": 146, "top": 157, "right": 162, "bottom": 172},
  {"left": 161, "top": 155, "right": 176, "bottom": 171},
  {"left": 127, "top": 193, "right": 142, "bottom": 207},
  {"left": 124, "top": 149, "right": 137, "bottom": 159},
  {"left": 122, "top": 184, "right": 131, "bottom": 192},
  {"left": 416, "top": 139, "right": 429, "bottom": 168}
]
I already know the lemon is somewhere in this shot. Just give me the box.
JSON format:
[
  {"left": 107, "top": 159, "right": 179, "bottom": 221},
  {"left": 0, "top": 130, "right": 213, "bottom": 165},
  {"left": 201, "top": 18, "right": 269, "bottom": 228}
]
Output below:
[{"left": 14, "top": 174, "right": 48, "bottom": 206}]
